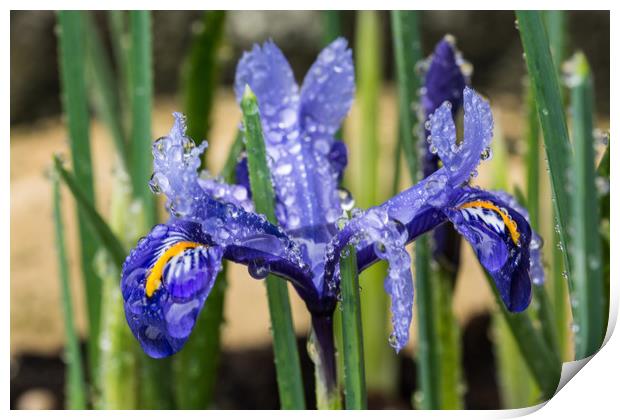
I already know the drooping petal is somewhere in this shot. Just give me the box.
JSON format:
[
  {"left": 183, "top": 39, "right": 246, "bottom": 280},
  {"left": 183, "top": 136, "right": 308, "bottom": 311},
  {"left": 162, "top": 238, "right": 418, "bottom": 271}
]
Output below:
[
  {"left": 121, "top": 220, "right": 223, "bottom": 357},
  {"left": 428, "top": 87, "right": 493, "bottom": 186},
  {"left": 322, "top": 207, "right": 417, "bottom": 352},
  {"left": 299, "top": 37, "right": 355, "bottom": 135},
  {"left": 150, "top": 114, "right": 317, "bottom": 300},
  {"left": 443, "top": 187, "right": 532, "bottom": 311},
  {"left": 490, "top": 190, "right": 545, "bottom": 286}
]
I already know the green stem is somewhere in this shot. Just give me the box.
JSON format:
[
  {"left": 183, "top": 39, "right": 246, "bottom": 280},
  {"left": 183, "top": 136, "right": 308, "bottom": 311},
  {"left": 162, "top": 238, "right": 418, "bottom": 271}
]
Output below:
[
  {"left": 129, "top": 11, "right": 156, "bottom": 227},
  {"left": 340, "top": 245, "right": 367, "bottom": 409},
  {"left": 241, "top": 87, "right": 306, "bottom": 409},
  {"left": 568, "top": 52, "right": 605, "bottom": 358},
  {"left": 52, "top": 174, "right": 87, "bottom": 409},
  {"left": 57, "top": 11, "right": 101, "bottom": 382},
  {"left": 414, "top": 235, "right": 440, "bottom": 408}
]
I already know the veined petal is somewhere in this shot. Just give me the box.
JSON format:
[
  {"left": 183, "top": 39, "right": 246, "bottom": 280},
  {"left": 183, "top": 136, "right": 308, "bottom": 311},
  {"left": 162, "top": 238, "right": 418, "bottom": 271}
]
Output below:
[
  {"left": 443, "top": 187, "right": 532, "bottom": 311},
  {"left": 428, "top": 87, "right": 493, "bottom": 186},
  {"left": 234, "top": 40, "right": 300, "bottom": 140},
  {"left": 490, "top": 190, "right": 545, "bottom": 286},
  {"left": 121, "top": 220, "right": 223, "bottom": 357},
  {"left": 422, "top": 36, "right": 467, "bottom": 121},
  {"left": 234, "top": 41, "right": 345, "bottom": 256},
  {"left": 300, "top": 38, "right": 355, "bottom": 135},
  {"left": 322, "top": 207, "right": 416, "bottom": 352},
  {"left": 151, "top": 113, "right": 252, "bottom": 218}
]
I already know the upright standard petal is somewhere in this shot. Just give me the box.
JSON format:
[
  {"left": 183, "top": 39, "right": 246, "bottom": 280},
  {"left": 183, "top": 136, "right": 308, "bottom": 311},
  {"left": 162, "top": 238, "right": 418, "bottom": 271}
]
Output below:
[
  {"left": 121, "top": 220, "right": 223, "bottom": 357},
  {"left": 234, "top": 40, "right": 300, "bottom": 142},
  {"left": 428, "top": 87, "right": 493, "bottom": 186},
  {"left": 443, "top": 188, "right": 532, "bottom": 311},
  {"left": 421, "top": 37, "right": 468, "bottom": 272},
  {"left": 299, "top": 38, "right": 355, "bottom": 135},
  {"left": 422, "top": 36, "right": 468, "bottom": 123}
]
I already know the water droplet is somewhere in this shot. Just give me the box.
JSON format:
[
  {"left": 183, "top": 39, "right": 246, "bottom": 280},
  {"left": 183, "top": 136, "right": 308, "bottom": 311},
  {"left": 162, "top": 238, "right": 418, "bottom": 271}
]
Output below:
[
  {"left": 337, "top": 188, "right": 355, "bottom": 212},
  {"left": 275, "top": 163, "right": 293, "bottom": 175},
  {"left": 248, "top": 259, "right": 269, "bottom": 279}
]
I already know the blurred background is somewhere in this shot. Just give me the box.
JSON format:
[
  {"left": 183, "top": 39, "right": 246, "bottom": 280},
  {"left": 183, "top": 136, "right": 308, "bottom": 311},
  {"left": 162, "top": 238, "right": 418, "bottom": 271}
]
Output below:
[{"left": 10, "top": 10, "right": 609, "bottom": 409}]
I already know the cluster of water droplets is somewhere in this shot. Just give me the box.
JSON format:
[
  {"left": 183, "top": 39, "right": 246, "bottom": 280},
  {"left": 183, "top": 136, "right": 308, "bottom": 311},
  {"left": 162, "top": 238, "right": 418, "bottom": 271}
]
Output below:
[
  {"left": 197, "top": 172, "right": 253, "bottom": 213},
  {"left": 324, "top": 206, "right": 413, "bottom": 352}
]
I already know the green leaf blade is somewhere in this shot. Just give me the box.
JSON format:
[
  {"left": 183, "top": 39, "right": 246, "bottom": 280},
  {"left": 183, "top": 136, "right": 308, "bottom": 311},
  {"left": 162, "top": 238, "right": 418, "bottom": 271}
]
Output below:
[
  {"left": 568, "top": 52, "right": 605, "bottom": 358},
  {"left": 52, "top": 174, "right": 87, "bottom": 410},
  {"left": 241, "top": 87, "right": 306, "bottom": 409},
  {"left": 340, "top": 245, "right": 367, "bottom": 409}
]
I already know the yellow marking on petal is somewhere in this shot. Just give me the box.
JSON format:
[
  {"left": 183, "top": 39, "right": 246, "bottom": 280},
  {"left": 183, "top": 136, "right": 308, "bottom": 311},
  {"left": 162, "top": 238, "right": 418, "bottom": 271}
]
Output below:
[
  {"left": 145, "top": 241, "right": 203, "bottom": 298},
  {"left": 458, "top": 200, "right": 521, "bottom": 245}
]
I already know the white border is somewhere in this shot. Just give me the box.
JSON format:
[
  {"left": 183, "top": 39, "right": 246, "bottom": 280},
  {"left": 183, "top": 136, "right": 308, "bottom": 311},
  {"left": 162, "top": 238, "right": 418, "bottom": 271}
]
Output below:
[{"left": 5, "top": 2, "right": 617, "bottom": 418}]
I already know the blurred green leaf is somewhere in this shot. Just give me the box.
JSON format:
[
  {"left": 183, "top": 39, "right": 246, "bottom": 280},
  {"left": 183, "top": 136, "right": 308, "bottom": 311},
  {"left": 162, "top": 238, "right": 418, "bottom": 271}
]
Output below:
[
  {"left": 52, "top": 173, "right": 87, "bottom": 410},
  {"left": 568, "top": 52, "right": 605, "bottom": 359},
  {"left": 84, "top": 12, "right": 129, "bottom": 168},
  {"left": 485, "top": 274, "right": 561, "bottom": 399},
  {"left": 355, "top": 11, "right": 398, "bottom": 396},
  {"left": 96, "top": 171, "right": 140, "bottom": 409},
  {"left": 517, "top": 10, "right": 574, "bottom": 287},
  {"left": 129, "top": 11, "right": 156, "bottom": 227},
  {"left": 53, "top": 156, "right": 127, "bottom": 267},
  {"left": 182, "top": 11, "right": 226, "bottom": 146},
  {"left": 57, "top": 11, "right": 102, "bottom": 378}
]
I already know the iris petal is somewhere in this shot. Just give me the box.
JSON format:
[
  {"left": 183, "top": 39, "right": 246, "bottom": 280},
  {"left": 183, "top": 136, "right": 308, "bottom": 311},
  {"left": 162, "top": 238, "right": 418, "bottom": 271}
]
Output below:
[
  {"left": 234, "top": 40, "right": 299, "bottom": 136},
  {"left": 422, "top": 37, "right": 467, "bottom": 123},
  {"left": 428, "top": 87, "right": 493, "bottom": 186},
  {"left": 121, "top": 220, "right": 223, "bottom": 357},
  {"left": 299, "top": 38, "right": 355, "bottom": 135},
  {"left": 444, "top": 188, "right": 532, "bottom": 312}
]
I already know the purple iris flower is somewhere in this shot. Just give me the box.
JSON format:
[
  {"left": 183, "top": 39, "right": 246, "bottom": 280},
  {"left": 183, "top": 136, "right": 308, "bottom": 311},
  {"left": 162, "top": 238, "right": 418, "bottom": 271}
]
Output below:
[
  {"left": 121, "top": 39, "right": 542, "bottom": 373},
  {"left": 421, "top": 36, "right": 469, "bottom": 274}
]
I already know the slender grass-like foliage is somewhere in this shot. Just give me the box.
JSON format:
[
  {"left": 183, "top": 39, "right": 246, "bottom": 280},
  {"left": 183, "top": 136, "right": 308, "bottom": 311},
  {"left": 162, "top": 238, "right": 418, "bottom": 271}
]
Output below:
[
  {"left": 354, "top": 11, "right": 397, "bottom": 396},
  {"left": 182, "top": 11, "right": 226, "bottom": 145},
  {"left": 485, "top": 274, "right": 561, "bottom": 399},
  {"left": 516, "top": 11, "right": 573, "bottom": 285},
  {"left": 54, "top": 157, "right": 127, "bottom": 267},
  {"left": 96, "top": 172, "right": 140, "bottom": 409},
  {"left": 108, "top": 11, "right": 132, "bottom": 136},
  {"left": 340, "top": 245, "right": 367, "bottom": 409},
  {"left": 242, "top": 87, "right": 306, "bottom": 409},
  {"left": 322, "top": 10, "right": 341, "bottom": 45},
  {"left": 129, "top": 11, "right": 156, "bottom": 227},
  {"left": 52, "top": 174, "right": 87, "bottom": 410},
  {"left": 542, "top": 10, "right": 570, "bottom": 361},
  {"left": 84, "top": 12, "right": 128, "bottom": 169},
  {"left": 568, "top": 53, "right": 605, "bottom": 359},
  {"left": 57, "top": 11, "right": 101, "bottom": 380}
]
